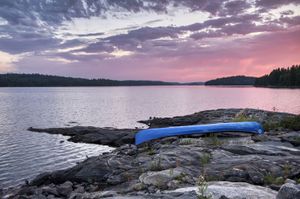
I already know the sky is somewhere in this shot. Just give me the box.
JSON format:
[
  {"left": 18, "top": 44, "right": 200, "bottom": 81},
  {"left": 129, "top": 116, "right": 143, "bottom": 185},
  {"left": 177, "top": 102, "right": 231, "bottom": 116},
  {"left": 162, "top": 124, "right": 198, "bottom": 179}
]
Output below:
[{"left": 0, "top": 0, "right": 300, "bottom": 82}]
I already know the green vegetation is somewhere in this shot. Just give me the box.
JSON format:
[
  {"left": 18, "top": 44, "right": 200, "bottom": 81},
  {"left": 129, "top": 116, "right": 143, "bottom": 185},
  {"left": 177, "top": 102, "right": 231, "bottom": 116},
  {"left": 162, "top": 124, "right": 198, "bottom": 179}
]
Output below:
[
  {"left": 280, "top": 115, "right": 300, "bottom": 131},
  {"left": 0, "top": 73, "right": 179, "bottom": 87},
  {"left": 262, "top": 122, "right": 281, "bottom": 131},
  {"left": 232, "top": 114, "right": 255, "bottom": 122},
  {"left": 179, "top": 138, "right": 193, "bottom": 145},
  {"left": 264, "top": 174, "right": 285, "bottom": 185},
  {"left": 146, "top": 148, "right": 156, "bottom": 155},
  {"left": 200, "top": 153, "right": 212, "bottom": 166},
  {"left": 174, "top": 172, "right": 187, "bottom": 182},
  {"left": 205, "top": 75, "right": 256, "bottom": 86},
  {"left": 262, "top": 115, "right": 300, "bottom": 131},
  {"left": 206, "top": 134, "right": 223, "bottom": 146},
  {"left": 197, "top": 175, "right": 212, "bottom": 199},
  {"left": 283, "top": 164, "right": 292, "bottom": 177},
  {"left": 255, "top": 65, "right": 300, "bottom": 87},
  {"left": 197, "top": 153, "right": 213, "bottom": 198}
]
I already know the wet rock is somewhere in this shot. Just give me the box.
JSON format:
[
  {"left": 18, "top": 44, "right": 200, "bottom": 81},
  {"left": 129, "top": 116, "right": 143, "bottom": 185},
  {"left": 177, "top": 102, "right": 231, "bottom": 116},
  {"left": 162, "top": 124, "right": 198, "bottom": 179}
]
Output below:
[
  {"left": 276, "top": 182, "right": 300, "bottom": 199},
  {"left": 28, "top": 126, "right": 137, "bottom": 147}
]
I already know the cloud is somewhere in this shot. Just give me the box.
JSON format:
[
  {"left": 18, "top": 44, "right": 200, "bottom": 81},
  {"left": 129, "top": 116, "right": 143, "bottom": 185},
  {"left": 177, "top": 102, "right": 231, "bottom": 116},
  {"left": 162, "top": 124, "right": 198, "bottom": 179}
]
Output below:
[
  {"left": 1, "top": 0, "right": 300, "bottom": 81},
  {"left": 255, "top": 0, "right": 300, "bottom": 10}
]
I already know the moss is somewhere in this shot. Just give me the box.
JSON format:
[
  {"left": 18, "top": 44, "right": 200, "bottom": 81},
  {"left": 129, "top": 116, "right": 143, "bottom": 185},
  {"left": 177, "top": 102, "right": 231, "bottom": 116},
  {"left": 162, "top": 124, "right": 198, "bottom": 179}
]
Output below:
[{"left": 232, "top": 114, "right": 255, "bottom": 122}]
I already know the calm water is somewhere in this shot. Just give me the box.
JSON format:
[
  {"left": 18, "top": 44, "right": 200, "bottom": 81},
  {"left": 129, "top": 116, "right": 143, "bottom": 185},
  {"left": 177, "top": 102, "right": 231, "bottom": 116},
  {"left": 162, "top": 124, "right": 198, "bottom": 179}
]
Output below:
[{"left": 0, "top": 86, "right": 300, "bottom": 188}]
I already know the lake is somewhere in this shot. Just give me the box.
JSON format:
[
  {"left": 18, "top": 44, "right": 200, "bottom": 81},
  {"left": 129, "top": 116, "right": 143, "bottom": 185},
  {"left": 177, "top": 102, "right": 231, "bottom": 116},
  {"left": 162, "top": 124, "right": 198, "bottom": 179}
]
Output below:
[{"left": 0, "top": 86, "right": 300, "bottom": 188}]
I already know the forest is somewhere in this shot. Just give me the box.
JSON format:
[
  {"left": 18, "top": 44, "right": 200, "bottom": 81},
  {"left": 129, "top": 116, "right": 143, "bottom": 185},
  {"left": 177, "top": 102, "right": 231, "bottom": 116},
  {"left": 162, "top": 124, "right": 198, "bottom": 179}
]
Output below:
[
  {"left": 205, "top": 76, "right": 256, "bottom": 85},
  {"left": 0, "top": 73, "right": 178, "bottom": 87},
  {"left": 255, "top": 65, "right": 300, "bottom": 87}
]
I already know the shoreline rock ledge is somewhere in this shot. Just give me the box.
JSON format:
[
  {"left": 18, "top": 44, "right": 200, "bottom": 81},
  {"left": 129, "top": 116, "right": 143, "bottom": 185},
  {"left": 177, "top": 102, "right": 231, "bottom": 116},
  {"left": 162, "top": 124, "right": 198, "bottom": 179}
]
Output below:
[{"left": 3, "top": 108, "right": 300, "bottom": 199}]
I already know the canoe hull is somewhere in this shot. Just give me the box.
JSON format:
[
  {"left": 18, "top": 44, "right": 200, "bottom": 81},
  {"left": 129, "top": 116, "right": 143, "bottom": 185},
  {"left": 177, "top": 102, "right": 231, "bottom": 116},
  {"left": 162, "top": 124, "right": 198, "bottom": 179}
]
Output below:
[{"left": 135, "top": 122, "right": 264, "bottom": 145}]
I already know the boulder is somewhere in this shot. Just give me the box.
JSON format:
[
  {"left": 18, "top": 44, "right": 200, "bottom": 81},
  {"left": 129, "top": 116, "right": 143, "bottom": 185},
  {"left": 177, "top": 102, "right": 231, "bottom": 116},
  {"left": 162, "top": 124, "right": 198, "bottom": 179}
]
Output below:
[{"left": 276, "top": 182, "right": 300, "bottom": 199}]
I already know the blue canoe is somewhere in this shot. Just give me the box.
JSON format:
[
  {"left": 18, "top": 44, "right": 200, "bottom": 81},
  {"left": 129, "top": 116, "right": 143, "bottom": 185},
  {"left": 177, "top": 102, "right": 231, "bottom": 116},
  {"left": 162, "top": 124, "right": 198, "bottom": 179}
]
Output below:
[{"left": 135, "top": 121, "right": 264, "bottom": 145}]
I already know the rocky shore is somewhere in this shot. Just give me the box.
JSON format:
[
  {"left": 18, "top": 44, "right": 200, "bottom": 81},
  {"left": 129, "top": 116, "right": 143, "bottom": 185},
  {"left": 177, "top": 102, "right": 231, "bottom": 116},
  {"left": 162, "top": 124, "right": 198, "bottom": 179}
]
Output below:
[{"left": 2, "top": 109, "right": 300, "bottom": 199}]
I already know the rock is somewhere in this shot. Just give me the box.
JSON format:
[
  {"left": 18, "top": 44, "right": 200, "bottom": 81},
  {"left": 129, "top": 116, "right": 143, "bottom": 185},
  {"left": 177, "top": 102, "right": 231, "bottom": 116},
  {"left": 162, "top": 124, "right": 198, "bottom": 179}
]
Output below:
[
  {"left": 139, "top": 108, "right": 295, "bottom": 128},
  {"left": 28, "top": 126, "right": 137, "bottom": 147},
  {"left": 31, "top": 194, "right": 47, "bottom": 199},
  {"left": 285, "top": 179, "right": 296, "bottom": 184},
  {"left": 97, "top": 191, "right": 117, "bottom": 197},
  {"left": 118, "top": 144, "right": 137, "bottom": 156},
  {"left": 17, "top": 186, "right": 36, "bottom": 196},
  {"left": 139, "top": 168, "right": 183, "bottom": 189},
  {"left": 159, "top": 136, "right": 178, "bottom": 144},
  {"left": 85, "top": 184, "right": 99, "bottom": 192},
  {"left": 276, "top": 182, "right": 300, "bottom": 199},
  {"left": 73, "top": 185, "right": 85, "bottom": 193},
  {"left": 41, "top": 185, "right": 59, "bottom": 196},
  {"left": 57, "top": 181, "right": 73, "bottom": 197},
  {"left": 8, "top": 109, "right": 300, "bottom": 199},
  {"left": 170, "top": 181, "right": 278, "bottom": 199},
  {"left": 279, "top": 132, "right": 300, "bottom": 146},
  {"left": 219, "top": 196, "right": 230, "bottom": 199},
  {"left": 131, "top": 182, "right": 146, "bottom": 191},
  {"left": 248, "top": 170, "right": 264, "bottom": 185},
  {"left": 167, "top": 180, "right": 181, "bottom": 189}
]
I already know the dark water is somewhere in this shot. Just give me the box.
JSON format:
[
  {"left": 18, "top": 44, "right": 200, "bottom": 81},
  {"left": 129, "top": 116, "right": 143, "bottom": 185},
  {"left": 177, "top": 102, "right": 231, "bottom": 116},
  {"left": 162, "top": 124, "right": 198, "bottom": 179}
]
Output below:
[{"left": 0, "top": 86, "right": 299, "bottom": 188}]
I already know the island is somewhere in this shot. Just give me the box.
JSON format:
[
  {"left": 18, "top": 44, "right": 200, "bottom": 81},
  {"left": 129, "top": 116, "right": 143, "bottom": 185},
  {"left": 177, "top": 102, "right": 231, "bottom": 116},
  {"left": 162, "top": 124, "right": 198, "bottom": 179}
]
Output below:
[
  {"left": 205, "top": 76, "right": 256, "bottom": 86},
  {"left": 2, "top": 108, "right": 300, "bottom": 199}
]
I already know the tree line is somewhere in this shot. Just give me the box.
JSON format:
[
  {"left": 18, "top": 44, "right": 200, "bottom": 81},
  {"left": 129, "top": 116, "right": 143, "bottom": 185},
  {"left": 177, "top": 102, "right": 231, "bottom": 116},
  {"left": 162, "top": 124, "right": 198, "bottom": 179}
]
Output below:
[
  {"left": 205, "top": 76, "right": 256, "bottom": 85},
  {"left": 255, "top": 65, "right": 300, "bottom": 87},
  {"left": 0, "top": 73, "right": 179, "bottom": 87}
]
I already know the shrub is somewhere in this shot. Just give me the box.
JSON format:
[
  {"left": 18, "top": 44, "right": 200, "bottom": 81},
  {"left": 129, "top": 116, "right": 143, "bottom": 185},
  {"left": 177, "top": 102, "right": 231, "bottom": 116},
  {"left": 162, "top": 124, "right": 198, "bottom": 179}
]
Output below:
[
  {"left": 197, "top": 175, "right": 212, "bottom": 199},
  {"left": 280, "top": 115, "right": 300, "bottom": 130},
  {"left": 264, "top": 173, "right": 285, "bottom": 185}
]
